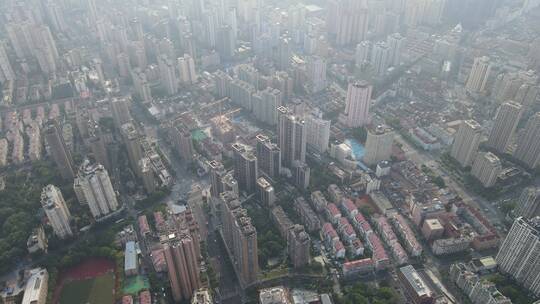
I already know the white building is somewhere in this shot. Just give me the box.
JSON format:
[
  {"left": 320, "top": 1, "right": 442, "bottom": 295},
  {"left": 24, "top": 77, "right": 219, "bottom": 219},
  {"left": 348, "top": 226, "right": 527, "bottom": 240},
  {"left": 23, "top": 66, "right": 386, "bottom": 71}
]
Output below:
[
  {"left": 41, "top": 185, "right": 72, "bottom": 239},
  {"left": 343, "top": 81, "right": 372, "bottom": 128},
  {"left": 305, "top": 109, "right": 330, "bottom": 153},
  {"left": 21, "top": 268, "right": 48, "bottom": 304},
  {"left": 363, "top": 125, "right": 394, "bottom": 166}
]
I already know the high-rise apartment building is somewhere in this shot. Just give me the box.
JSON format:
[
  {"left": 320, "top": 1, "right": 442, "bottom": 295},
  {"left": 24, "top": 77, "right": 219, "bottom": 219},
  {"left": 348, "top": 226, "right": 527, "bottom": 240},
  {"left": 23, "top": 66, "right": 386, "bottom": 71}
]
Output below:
[
  {"left": 178, "top": 54, "right": 197, "bottom": 84},
  {"left": 209, "top": 160, "right": 228, "bottom": 197},
  {"left": 471, "top": 152, "right": 501, "bottom": 188},
  {"left": 74, "top": 160, "right": 119, "bottom": 219},
  {"left": 466, "top": 56, "right": 492, "bottom": 93},
  {"left": 158, "top": 54, "right": 178, "bottom": 95},
  {"left": 371, "top": 41, "right": 391, "bottom": 75},
  {"left": 288, "top": 224, "right": 310, "bottom": 268},
  {"left": 219, "top": 192, "right": 259, "bottom": 285},
  {"left": 44, "top": 121, "right": 75, "bottom": 180},
  {"left": 170, "top": 124, "right": 194, "bottom": 161},
  {"left": 487, "top": 101, "right": 522, "bottom": 154},
  {"left": 343, "top": 81, "right": 372, "bottom": 128},
  {"left": 232, "top": 143, "right": 258, "bottom": 193},
  {"left": 121, "top": 122, "right": 143, "bottom": 176},
  {"left": 355, "top": 41, "right": 371, "bottom": 67},
  {"left": 496, "top": 217, "right": 540, "bottom": 297},
  {"left": 515, "top": 187, "right": 540, "bottom": 219},
  {"left": 387, "top": 33, "right": 404, "bottom": 67},
  {"left": 132, "top": 68, "right": 153, "bottom": 103},
  {"left": 514, "top": 112, "right": 540, "bottom": 169},
  {"left": 0, "top": 42, "right": 15, "bottom": 83},
  {"left": 450, "top": 120, "right": 483, "bottom": 167},
  {"left": 255, "top": 134, "right": 281, "bottom": 179},
  {"left": 162, "top": 233, "right": 201, "bottom": 302},
  {"left": 306, "top": 56, "right": 327, "bottom": 93},
  {"left": 305, "top": 110, "right": 330, "bottom": 153},
  {"left": 41, "top": 185, "right": 72, "bottom": 239},
  {"left": 328, "top": 0, "right": 368, "bottom": 46},
  {"left": 363, "top": 125, "right": 394, "bottom": 166},
  {"left": 256, "top": 177, "right": 275, "bottom": 207},
  {"left": 252, "top": 87, "right": 281, "bottom": 125},
  {"left": 277, "top": 106, "right": 306, "bottom": 168},
  {"left": 110, "top": 97, "right": 132, "bottom": 128}
]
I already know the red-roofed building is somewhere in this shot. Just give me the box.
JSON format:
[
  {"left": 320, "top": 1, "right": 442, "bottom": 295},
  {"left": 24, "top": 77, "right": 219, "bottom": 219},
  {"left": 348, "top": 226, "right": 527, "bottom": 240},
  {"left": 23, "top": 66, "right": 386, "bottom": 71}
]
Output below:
[
  {"left": 391, "top": 214, "right": 423, "bottom": 257},
  {"left": 122, "top": 295, "right": 133, "bottom": 304},
  {"left": 349, "top": 238, "right": 365, "bottom": 256},
  {"left": 341, "top": 198, "right": 358, "bottom": 218},
  {"left": 368, "top": 233, "right": 390, "bottom": 270},
  {"left": 154, "top": 211, "right": 166, "bottom": 232},
  {"left": 151, "top": 248, "right": 166, "bottom": 272},
  {"left": 333, "top": 240, "right": 346, "bottom": 258},
  {"left": 138, "top": 215, "right": 151, "bottom": 236},
  {"left": 326, "top": 203, "right": 342, "bottom": 224},
  {"left": 342, "top": 258, "right": 374, "bottom": 277},
  {"left": 322, "top": 223, "right": 339, "bottom": 247},
  {"left": 139, "top": 290, "right": 151, "bottom": 304}
]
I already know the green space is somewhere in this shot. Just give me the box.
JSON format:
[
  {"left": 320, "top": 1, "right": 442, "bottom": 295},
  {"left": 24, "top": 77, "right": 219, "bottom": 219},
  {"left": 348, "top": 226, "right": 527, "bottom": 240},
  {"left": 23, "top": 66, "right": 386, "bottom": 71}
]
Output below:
[
  {"left": 336, "top": 282, "right": 400, "bottom": 304},
  {"left": 191, "top": 129, "right": 208, "bottom": 141},
  {"left": 59, "top": 272, "right": 115, "bottom": 304},
  {"left": 123, "top": 275, "right": 150, "bottom": 295},
  {"left": 485, "top": 273, "right": 538, "bottom": 304}
]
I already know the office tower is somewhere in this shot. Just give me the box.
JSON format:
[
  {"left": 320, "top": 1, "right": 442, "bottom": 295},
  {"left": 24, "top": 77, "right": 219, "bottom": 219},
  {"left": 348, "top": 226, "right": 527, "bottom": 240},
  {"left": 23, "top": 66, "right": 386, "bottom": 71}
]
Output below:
[
  {"left": 170, "top": 125, "right": 194, "bottom": 161},
  {"left": 514, "top": 112, "right": 540, "bottom": 169},
  {"left": 466, "top": 56, "right": 492, "bottom": 93},
  {"left": 256, "top": 177, "right": 275, "bottom": 207},
  {"left": 496, "top": 217, "right": 540, "bottom": 297},
  {"left": 255, "top": 134, "right": 281, "bottom": 179},
  {"left": 355, "top": 41, "right": 371, "bottom": 67},
  {"left": 158, "top": 54, "right": 178, "bottom": 95},
  {"left": 450, "top": 120, "right": 483, "bottom": 167},
  {"left": 293, "top": 161, "right": 310, "bottom": 190},
  {"left": 288, "top": 225, "right": 310, "bottom": 268},
  {"left": 140, "top": 157, "right": 156, "bottom": 194},
  {"left": 371, "top": 41, "right": 391, "bottom": 75},
  {"left": 110, "top": 97, "right": 132, "bottom": 128},
  {"left": 343, "top": 81, "right": 372, "bottom": 128},
  {"left": 0, "top": 43, "right": 15, "bottom": 83},
  {"left": 387, "top": 33, "right": 404, "bottom": 67},
  {"left": 305, "top": 110, "right": 330, "bottom": 153},
  {"left": 162, "top": 233, "right": 201, "bottom": 302},
  {"left": 178, "top": 54, "right": 197, "bottom": 84},
  {"left": 253, "top": 88, "right": 281, "bottom": 125},
  {"left": 219, "top": 192, "right": 258, "bottom": 284},
  {"left": 121, "top": 122, "right": 143, "bottom": 176},
  {"left": 232, "top": 143, "right": 258, "bottom": 193},
  {"left": 328, "top": 0, "right": 368, "bottom": 45},
  {"left": 41, "top": 185, "right": 72, "bottom": 239},
  {"left": 363, "top": 125, "right": 394, "bottom": 166},
  {"left": 487, "top": 101, "right": 522, "bottom": 154},
  {"left": 515, "top": 187, "right": 540, "bottom": 219},
  {"left": 306, "top": 56, "right": 327, "bottom": 93},
  {"left": 132, "top": 68, "right": 153, "bottom": 103},
  {"left": 74, "top": 160, "right": 119, "bottom": 219},
  {"left": 471, "top": 152, "right": 501, "bottom": 188},
  {"left": 44, "top": 121, "right": 75, "bottom": 180},
  {"left": 277, "top": 106, "right": 306, "bottom": 168}
]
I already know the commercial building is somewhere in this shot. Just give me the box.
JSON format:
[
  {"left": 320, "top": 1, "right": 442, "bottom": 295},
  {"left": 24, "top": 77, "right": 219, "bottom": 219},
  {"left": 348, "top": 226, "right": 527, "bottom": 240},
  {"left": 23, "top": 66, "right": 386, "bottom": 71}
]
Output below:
[
  {"left": 21, "top": 268, "right": 48, "bottom": 304},
  {"left": 162, "top": 233, "right": 201, "bottom": 302},
  {"left": 256, "top": 134, "right": 281, "bottom": 179},
  {"left": 496, "top": 217, "right": 540, "bottom": 296},
  {"left": 398, "top": 265, "right": 434, "bottom": 304},
  {"left": 288, "top": 224, "right": 310, "bottom": 268},
  {"left": 450, "top": 120, "right": 483, "bottom": 167},
  {"left": 471, "top": 152, "right": 501, "bottom": 188},
  {"left": 277, "top": 106, "right": 306, "bottom": 168},
  {"left": 514, "top": 112, "right": 540, "bottom": 169},
  {"left": 73, "top": 159, "right": 119, "bottom": 219},
  {"left": 44, "top": 121, "right": 75, "bottom": 179},
  {"left": 41, "top": 185, "right": 72, "bottom": 239},
  {"left": 232, "top": 143, "right": 258, "bottom": 193},
  {"left": 515, "top": 187, "right": 540, "bottom": 219},
  {"left": 343, "top": 81, "right": 372, "bottom": 128},
  {"left": 363, "top": 125, "right": 394, "bottom": 166}
]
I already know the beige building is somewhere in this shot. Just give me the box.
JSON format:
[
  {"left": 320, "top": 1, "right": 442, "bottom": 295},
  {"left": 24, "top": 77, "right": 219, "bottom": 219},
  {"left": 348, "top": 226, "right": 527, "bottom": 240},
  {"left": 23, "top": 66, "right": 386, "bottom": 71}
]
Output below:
[
  {"left": 21, "top": 268, "right": 48, "bottom": 304},
  {"left": 487, "top": 101, "right": 522, "bottom": 154},
  {"left": 41, "top": 185, "right": 72, "bottom": 239},
  {"left": 450, "top": 120, "right": 483, "bottom": 167},
  {"left": 363, "top": 125, "right": 394, "bottom": 166},
  {"left": 465, "top": 56, "right": 491, "bottom": 93},
  {"left": 471, "top": 152, "right": 501, "bottom": 188},
  {"left": 514, "top": 112, "right": 540, "bottom": 169}
]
